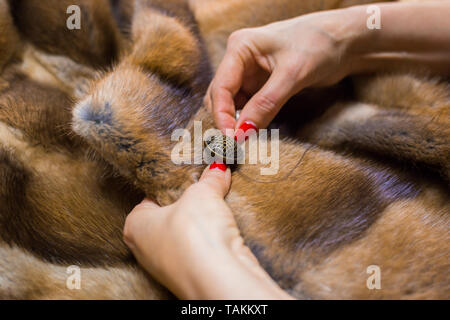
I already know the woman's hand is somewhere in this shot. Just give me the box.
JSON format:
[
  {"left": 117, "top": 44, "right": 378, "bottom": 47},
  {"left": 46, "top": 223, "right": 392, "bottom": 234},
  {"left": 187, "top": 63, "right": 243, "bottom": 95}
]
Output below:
[
  {"left": 124, "top": 164, "right": 292, "bottom": 300},
  {"left": 205, "top": 8, "right": 358, "bottom": 132},
  {"left": 206, "top": 1, "right": 450, "bottom": 133}
]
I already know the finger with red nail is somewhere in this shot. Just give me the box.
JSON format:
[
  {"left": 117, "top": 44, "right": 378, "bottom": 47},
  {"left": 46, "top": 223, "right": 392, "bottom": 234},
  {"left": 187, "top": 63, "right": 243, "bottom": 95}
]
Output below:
[{"left": 234, "top": 121, "right": 258, "bottom": 143}]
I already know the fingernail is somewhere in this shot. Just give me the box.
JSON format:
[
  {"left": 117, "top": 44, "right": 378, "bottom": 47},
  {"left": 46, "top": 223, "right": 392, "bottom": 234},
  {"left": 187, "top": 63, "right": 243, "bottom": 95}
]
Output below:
[
  {"left": 235, "top": 121, "right": 258, "bottom": 142},
  {"left": 210, "top": 162, "right": 227, "bottom": 171}
]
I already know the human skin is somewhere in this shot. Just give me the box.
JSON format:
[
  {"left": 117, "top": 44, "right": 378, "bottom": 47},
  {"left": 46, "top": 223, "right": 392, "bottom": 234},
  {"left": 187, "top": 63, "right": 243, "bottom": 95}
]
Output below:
[
  {"left": 205, "top": 1, "right": 450, "bottom": 131},
  {"left": 124, "top": 165, "right": 293, "bottom": 300}
]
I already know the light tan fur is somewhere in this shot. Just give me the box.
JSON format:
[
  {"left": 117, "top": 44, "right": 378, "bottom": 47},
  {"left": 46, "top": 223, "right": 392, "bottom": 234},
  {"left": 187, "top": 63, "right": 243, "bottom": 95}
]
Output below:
[{"left": 0, "top": 0, "right": 448, "bottom": 299}]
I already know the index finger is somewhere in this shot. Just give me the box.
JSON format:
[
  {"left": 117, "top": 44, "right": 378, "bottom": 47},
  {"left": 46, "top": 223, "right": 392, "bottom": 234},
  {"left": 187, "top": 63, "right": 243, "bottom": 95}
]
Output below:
[{"left": 210, "top": 50, "right": 245, "bottom": 133}]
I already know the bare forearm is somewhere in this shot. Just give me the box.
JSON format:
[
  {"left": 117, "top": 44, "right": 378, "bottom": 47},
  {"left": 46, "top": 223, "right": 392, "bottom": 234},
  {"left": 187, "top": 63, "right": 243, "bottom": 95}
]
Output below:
[
  {"left": 340, "top": 1, "right": 450, "bottom": 75},
  {"left": 169, "top": 248, "right": 294, "bottom": 300}
]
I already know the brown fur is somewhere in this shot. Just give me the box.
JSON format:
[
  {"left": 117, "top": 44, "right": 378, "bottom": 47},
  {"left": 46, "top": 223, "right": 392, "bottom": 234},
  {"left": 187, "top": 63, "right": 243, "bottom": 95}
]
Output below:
[
  {"left": 0, "top": 0, "right": 448, "bottom": 299},
  {"left": 0, "top": 0, "right": 19, "bottom": 71},
  {"left": 8, "top": 0, "right": 124, "bottom": 68}
]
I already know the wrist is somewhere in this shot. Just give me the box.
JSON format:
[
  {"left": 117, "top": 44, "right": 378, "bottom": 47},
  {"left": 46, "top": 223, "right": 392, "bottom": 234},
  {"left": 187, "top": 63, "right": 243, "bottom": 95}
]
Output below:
[
  {"left": 334, "top": 5, "right": 377, "bottom": 75},
  {"left": 170, "top": 243, "right": 292, "bottom": 299},
  {"left": 300, "top": 6, "right": 373, "bottom": 76}
]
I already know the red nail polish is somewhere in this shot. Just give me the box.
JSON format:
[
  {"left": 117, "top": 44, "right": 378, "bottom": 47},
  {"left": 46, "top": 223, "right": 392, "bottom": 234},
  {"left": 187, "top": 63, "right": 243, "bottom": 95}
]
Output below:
[
  {"left": 234, "top": 121, "right": 258, "bottom": 142},
  {"left": 210, "top": 162, "right": 227, "bottom": 171}
]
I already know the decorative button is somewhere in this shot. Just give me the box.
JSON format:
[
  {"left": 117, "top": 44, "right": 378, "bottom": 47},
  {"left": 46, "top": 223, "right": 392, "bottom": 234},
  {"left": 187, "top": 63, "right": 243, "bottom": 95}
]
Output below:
[{"left": 204, "top": 134, "right": 243, "bottom": 164}]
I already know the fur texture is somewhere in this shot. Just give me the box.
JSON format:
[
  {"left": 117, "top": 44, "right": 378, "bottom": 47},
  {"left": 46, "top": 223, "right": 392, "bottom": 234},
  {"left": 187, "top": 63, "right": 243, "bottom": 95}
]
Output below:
[{"left": 0, "top": 0, "right": 448, "bottom": 299}]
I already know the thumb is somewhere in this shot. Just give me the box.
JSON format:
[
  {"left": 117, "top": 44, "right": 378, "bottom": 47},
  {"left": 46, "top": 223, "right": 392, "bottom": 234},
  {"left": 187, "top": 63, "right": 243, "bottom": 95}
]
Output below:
[
  {"left": 236, "top": 66, "right": 300, "bottom": 129},
  {"left": 199, "top": 163, "right": 232, "bottom": 199}
]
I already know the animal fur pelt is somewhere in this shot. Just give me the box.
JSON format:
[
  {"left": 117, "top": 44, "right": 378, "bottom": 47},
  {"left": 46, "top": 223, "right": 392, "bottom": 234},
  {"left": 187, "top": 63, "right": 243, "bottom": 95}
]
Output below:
[{"left": 0, "top": 0, "right": 448, "bottom": 299}]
